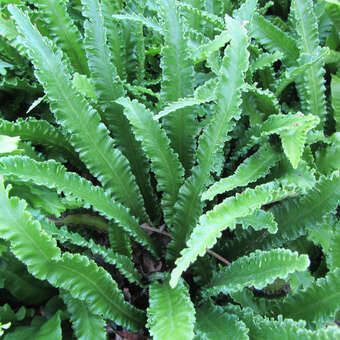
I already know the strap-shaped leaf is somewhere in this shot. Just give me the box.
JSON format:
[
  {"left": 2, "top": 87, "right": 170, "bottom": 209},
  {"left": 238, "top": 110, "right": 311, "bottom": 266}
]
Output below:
[
  {"left": 111, "top": 13, "right": 162, "bottom": 33},
  {"left": 0, "top": 178, "right": 60, "bottom": 277},
  {"left": 250, "top": 51, "right": 283, "bottom": 73},
  {"left": 53, "top": 253, "right": 145, "bottom": 330},
  {"left": 101, "top": 0, "right": 126, "bottom": 80},
  {"left": 81, "top": 0, "right": 156, "bottom": 219},
  {"left": 62, "top": 292, "right": 107, "bottom": 340},
  {"left": 280, "top": 116, "right": 319, "bottom": 169},
  {"left": 275, "top": 48, "right": 329, "bottom": 96},
  {"left": 168, "top": 16, "right": 250, "bottom": 259},
  {"left": 195, "top": 303, "right": 249, "bottom": 340},
  {"left": 154, "top": 77, "right": 218, "bottom": 120},
  {"left": 170, "top": 182, "right": 295, "bottom": 287},
  {"left": 202, "top": 144, "right": 280, "bottom": 201},
  {"left": 271, "top": 269, "right": 340, "bottom": 325},
  {"left": 261, "top": 173, "right": 340, "bottom": 250},
  {"left": 177, "top": 2, "right": 225, "bottom": 30},
  {"left": 191, "top": 30, "right": 230, "bottom": 64},
  {"left": 0, "top": 118, "right": 77, "bottom": 163},
  {"left": 243, "top": 85, "right": 280, "bottom": 115},
  {"left": 159, "top": 0, "right": 196, "bottom": 171},
  {"left": 227, "top": 305, "right": 340, "bottom": 340},
  {"left": 147, "top": 278, "right": 195, "bottom": 340},
  {"left": 0, "top": 118, "right": 71, "bottom": 153},
  {"left": 331, "top": 74, "right": 340, "bottom": 132},
  {"left": 117, "top": 98, "right": 184, "bottom": 228},
  {"left": 291, "top": 0, "right": 328, "bottom": 125},
  {"left": 244, "top": 113, "right": 319, "bottom": 168},
  {"left": 29, "top": 0, "right": 89, "bottom": 76},
  {"left": 0, "top": 178, "right": 145, "bottom": 330},
  {"left": 9, "top": 5, "right": 148, "bottom": 222},
  {"left": 44, "top": 222, "right": 142, "bottom": 286},
  {"left": 251, "top": 14, "right": 299, "bottom": 66},
  {"left": 0, "top": 156, "right": 157, "bottom": 255},
  {"left": 204, "top": 249, "right": 309, "bottom": 297}
]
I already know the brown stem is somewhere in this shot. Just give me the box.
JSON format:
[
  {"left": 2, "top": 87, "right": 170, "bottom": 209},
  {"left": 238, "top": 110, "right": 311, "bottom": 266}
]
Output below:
[{"left": 140, "top": 223, "right": 231, "bottom": 266}]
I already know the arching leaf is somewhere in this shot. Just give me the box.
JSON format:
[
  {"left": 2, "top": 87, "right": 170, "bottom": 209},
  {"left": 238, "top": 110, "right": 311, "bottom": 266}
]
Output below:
[
  {"left": 117, "top": 97, "right": 184, "bottom": 228},
  {"left": 9, "top": 5, "right": 148, "bottom": 222},
  {"left": 0, "top": 156, "right": 158, "bottom": 255},
  {"left": 203, "top": 249, "right": 309, "bottom": 297}
]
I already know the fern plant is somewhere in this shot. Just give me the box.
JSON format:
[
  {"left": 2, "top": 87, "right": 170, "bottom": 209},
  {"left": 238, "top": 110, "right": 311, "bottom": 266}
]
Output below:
[{"left": 0, "top": 0, "right": 339, "bottom": 338}]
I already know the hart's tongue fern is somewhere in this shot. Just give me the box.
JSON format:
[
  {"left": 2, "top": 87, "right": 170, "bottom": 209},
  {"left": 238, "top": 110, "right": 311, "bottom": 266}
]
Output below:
[{"left": 0, "top": 0, "right": 339, "bottom": 339}]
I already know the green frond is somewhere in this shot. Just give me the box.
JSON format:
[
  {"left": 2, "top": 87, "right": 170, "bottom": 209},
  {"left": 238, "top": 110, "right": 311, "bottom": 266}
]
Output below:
[
  {"left": 251, "top": 14, "right": 299, "bottom": 66},
  {"left": 29, "top": 0, "right": 89, "bottom": 76},
  {"left": 244, "top": 85, "right": 280, "bottom": 115},
  {"left": 202, "top": 144, "right": 280, "bottom": 201},
  {"left": 250, "top": 51, "right": 283, "bottom": 73},
  {"left": 191, "top": 30, "right": 230, "bottom": 64},
  {"left": 177, "top": 2, "right": 225, "bottom": 30},
  {"left": 0, "top": 156, "right": 158, "bottom": 255},
  {"left": 0, "top": 177, "right": 145, "bottom": 330},
  {"left": 62, "top": 292, "right": 107, "bottom": 340},
  {"left": 331, "top": 74, "right": 340, "bottom": 131},
  {"left": 9, "top": 5, "right": 148, "bottom": 222},
  {"left": 280, "top": 116, "right": 319, "bottom": 169},
  {"left": 245, "top": 113, "right": 319, "bottom": 168},
  {"left": 159, "top": 0, "right": 196, "bottom": 171},
  {"left": 0, "top": 118, "right": 76, "bottom": 162},
  {"left": 108, "top": 224, "right": 133, "bottom": 257},
  {"left": 52, "top": 253, "right": 145, "bottom": 331},
  {"left": 195, "top": 303, "right": 249, "bottom": 340},
  {"left": 147, "top": 278, "right": 195, "bottom": 340},
  {"left": 238, "top": 209, "right": 278, "bottom": 234},
  {"left": 117, "top": 97, "right": 184, "bottom": 228},
  {"left": 204, "top": 249, "right": 309, "bottom": 297},
  {"left": 291, "top": 0, "right": 328, "bottom": 126},
  {"left": 81, "top": 0, "right": 156, "bottom": 219},
  {"left": 170, "top": 182, "right": 295, "bottom": 288},
  {"left": 275, "top": 48, "right": 329, "bottom": 96},
  {"left": 260, "top": 173, "right": 340, "bottom": 250},
  {"left": 227, "top": 305, "right": 340, "bottom": 340},
  {"left": 112, "top": 13, "right": 162, "bottom": 33},
  {"left": 307, "top": 215, "right": 336, "bottom": 251},
  {"left": 272, "top": 269, "right": 340, "bottom": 325},
  {"left": 153, "top": 77, "right": 218, "bottom": 120},
  {"left": 0, "top": 178, "right": 60, "bottom": 278},
  {"left": 101, "top": 0, "right": 126, "bottom": 80},
  {"left": 168, "top": 16, "right": 250, "bottom": 259},
  {"left": 45, "top": 223, "right": 143, "bottom": 286},
  {"left": 155, "top": 97, "right": 210, "bottom": 120}
]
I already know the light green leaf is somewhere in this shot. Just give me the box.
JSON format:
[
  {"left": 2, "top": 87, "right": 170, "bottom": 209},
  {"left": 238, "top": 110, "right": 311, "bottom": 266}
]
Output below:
[
  {"left": 204, "top": 249, "right": 309, "bottom": 297},
  {"left": 147, "top": 278, "right": 195, "bottom": 340}
]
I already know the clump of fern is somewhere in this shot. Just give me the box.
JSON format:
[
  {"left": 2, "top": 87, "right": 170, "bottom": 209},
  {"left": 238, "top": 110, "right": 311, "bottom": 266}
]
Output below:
[{"left": 0, "top": 0, "right": 339, "bottom": 339}]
